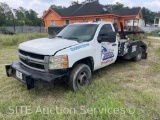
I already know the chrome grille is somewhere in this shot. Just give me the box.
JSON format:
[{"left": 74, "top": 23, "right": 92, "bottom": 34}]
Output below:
[
  {"left": 20, "top": 58, "right": 45, "bottom": 70},
  {"left": 19, "top": 49, "right": 48, "bottom": 72},
  {"left": 19, "top": 50, "right": 44, "bottom": 60}
]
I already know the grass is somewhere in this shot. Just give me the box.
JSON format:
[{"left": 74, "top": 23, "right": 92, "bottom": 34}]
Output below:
[
  {"left": 0, "top": 34, "right": 160, "bottom": 120},
  {"left": 148, "top": 30, "right": 160, "bottom": 37},
  {"left": 0, "top": 33, "right": 47, "bottom": 47},
  {"left": 128, "top": 34, "right": 147, "bottom": 40}
]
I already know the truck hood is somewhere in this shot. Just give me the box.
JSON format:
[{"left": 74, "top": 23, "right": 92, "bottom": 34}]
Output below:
[{"left": 19, "top": 38, "right": 78, "bottom": 55}]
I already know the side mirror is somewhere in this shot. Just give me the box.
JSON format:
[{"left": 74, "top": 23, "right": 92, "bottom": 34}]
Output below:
[{"left": 98, "top": 32, "right": 117, "bottom": 43}]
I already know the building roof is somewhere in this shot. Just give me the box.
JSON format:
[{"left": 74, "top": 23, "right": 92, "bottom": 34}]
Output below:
[
  {"left": 52, "top": 1, "right": 110, "bottom": 17},
  {"left": 155, "top": 13, "right": 160, "bottom": 18},
  {"left": 51, "top": 1, "right": 141, "bottom": 17},
  {"left": 111, "top": 8, "right": 141, "bottom": 16}
]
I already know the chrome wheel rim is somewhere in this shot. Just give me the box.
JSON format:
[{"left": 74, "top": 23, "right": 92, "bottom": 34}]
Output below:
[{"left": 77, "top": 71, "right": 89, "bottom": 87}]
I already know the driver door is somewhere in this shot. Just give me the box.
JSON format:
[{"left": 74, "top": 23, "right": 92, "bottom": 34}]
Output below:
[{"left": 98, "top": 24, "right": 118, "bottom": 68}]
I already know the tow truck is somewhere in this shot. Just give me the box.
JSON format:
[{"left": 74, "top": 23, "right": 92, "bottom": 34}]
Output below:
[{"left": 5, "top": 22, "right": 147, "bottom": 91}]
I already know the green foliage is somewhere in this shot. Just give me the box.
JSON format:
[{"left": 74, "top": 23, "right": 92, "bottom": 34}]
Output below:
[
  {"left": 0, "top": 12, "right": 5, "bottom": 26},
  {"left": 128, "top": 34, "right": 147, "bottom": 40},
  {"left": 15, "top": 8, "right": 42, "bottom": 26},
  {"left": 156, "top": 47, "right": 160, "bottom": 58},
  {"left": 142, "top": 7, "right": 155, "bottom": 26},
  {"left": 0, "top": 26, "right": 5, "bottom": 30},
  {"left": 0, "top": 2, "right": 12, "bottom": 26},
  {"left": 86, "top": 0, "right": 99, "bottom": 2},
  {"left": 157, "top": 48, "right": 160, "bottom": 58},
  {"left": 50, "top": 5, "right": 65, "bottom": 9},
  {"left": 148, "top": 30, "right": 160, "bottom": 37},
  {"left": 105, "top": 4, "right": 155, "bottom": 26},
  {"left": 148, "top": 41, "right": 152, "bottom": 47},
  {"left": 106, "top": 2, "right": 129, "bottom": 10},
  {"left": 0, "top": 33, "right": 47, "bottom": 47},
  {"left": 71, "top": 1, "right": 79, "bottom": 5},
  {"left": 149, "top": 62, "right": 160, "bottom": 73},
  {"left": 0, "top": 2, "right": 43, "bottom": 27},
  {"left": 0, "top": 38, "right": 160, "bottom": 119}
]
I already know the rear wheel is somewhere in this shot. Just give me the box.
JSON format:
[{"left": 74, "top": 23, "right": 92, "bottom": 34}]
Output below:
[
  {"left": 133, "top": 47, "right": 142, "bottom": 61},
  {"left": 68, "top": 64, "right": 92, "bottom": 91}
]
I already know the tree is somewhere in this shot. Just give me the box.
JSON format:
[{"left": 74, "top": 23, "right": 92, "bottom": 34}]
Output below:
[
  {"left": 15, "top": 7, "right": 26, "bottom": 20},
  {"left": 0, "top": 2, "right": 43, "bottom": 27},
  {"left": 0, "top": 2, "right": 12, "bottom": 26},
  {"left": 71, "top": 0, "right": 79, "bottom": 5},
  {"left": 106, "top": 2, "right": 125, "bottom": 10},
  {"left": 142, "top": 7, "right": 155, "bottom": 26},
  {"left": 43, "top": 10, "right": 47, "bottom": 15},
  {"left": 86, "top": 0, "right": 99, "bottom": 2},
  {"left": 50, "top": 5, "right": 64, "bottom": 9},
  {"left": 25, "top": 9, "right": 42, "bottom": 26}
]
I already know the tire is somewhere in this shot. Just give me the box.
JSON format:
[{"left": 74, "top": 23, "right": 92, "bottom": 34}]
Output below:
[
  {"left": 68, "top": 64, "right": 92, "bottom": 91},
  {"left": 133, "top": 47, "right": 143, "bottom": 61}
]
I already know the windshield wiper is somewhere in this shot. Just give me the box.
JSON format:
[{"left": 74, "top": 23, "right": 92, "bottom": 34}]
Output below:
[
  {"left": 66, "top": 37, "right": 79, "bottom": 40},
  {"left": 56, "top": 36, "right": 63, "bottom": 38},
  {"left": 66, "top": 37, "right": 84, "bottom": 43}
]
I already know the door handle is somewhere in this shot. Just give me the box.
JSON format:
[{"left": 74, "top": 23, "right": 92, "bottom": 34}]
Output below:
[{"left": 112, "top": 44, "right": 117, "bottom": 46}]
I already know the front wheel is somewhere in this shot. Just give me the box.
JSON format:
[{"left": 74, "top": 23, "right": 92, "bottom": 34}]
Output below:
[
  {"left": 133, "top": 47, "right": 142, "bottom": 61},
  {"left": 68, "top": 64, "right": 92, "bottom": 91}
]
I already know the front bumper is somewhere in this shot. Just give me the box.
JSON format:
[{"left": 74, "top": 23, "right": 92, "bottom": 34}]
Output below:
[{"left": 5, "top": 61, "right": 67, "bottom": 90}]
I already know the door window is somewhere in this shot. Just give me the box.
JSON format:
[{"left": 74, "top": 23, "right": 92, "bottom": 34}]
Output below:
[{"left": 99, "top": 24, "right": 113, "bottom": 35}]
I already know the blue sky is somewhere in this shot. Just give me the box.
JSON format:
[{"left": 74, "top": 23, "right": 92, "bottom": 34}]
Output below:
[{"left": 0, "top": 0, "right": 160, "bottom": 17}]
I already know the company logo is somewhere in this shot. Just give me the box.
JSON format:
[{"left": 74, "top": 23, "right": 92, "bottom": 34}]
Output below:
[
  {"left": 25, "top": 56, "right": 30, "bottom": 63},
  {"left": 101, "top": 46, "right": 114, "bottom": 61},
  {"left": 70, "top": 43, "right": 89, "bottom": 51}
]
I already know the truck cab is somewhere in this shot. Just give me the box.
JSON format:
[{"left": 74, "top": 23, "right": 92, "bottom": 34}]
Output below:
[{"left": 5, "top": 22, "right": 147, "bottom": 91}]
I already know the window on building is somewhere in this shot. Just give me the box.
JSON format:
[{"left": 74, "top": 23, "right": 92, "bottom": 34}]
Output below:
[
  {"left": 96, "top": 18, "right": 102, "bottom": 22},
  {"left": 127, "top": 20, "right": 132, "bottom": 23},
  {"left": 50, "top": 20, "right": 54, "bottom": 25},
  {"left": 65, "top": 20, "right": 70, "bottom": 25},
  {"left": 113, "top": 18, "right": 117, "bottom": 23},
  {"left": 134, "top": 20, "right": 138, "bottom": 23}
]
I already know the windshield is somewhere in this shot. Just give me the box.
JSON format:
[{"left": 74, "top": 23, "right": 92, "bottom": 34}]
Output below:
[{"left": 56, "top": 24, "right": 98, "bottom": 42}]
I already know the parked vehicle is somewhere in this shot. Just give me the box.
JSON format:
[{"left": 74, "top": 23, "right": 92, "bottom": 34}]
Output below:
[
  {"left": 0, "top": 29, "right": 15, "bottom": 35},
  {"left": 5, "top": 22, "right": 147, "bottom": 91},
  {"left": 158, "top": 32, "right": 160, "bottom": 37}
]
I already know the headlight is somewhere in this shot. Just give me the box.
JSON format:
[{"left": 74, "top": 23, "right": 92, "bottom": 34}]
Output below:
[{"left": 49, "top": 55, "right": 68, "bottom": 70}]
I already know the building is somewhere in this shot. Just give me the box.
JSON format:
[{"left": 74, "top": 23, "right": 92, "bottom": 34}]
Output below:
[
  {"left": 42, "top": 1, "right": 144, "bottom": 30},
  {"left": 154, "top": 13, "right": 160, "bottom": 27},
  {"left": 126, "top": 19, "right": 144, "bottom": 27}
]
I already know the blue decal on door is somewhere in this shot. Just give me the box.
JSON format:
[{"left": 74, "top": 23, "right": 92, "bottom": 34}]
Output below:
[
  {"left": 101, "top": 46, "right": 114, "bottom": 61},
  {"left": 70, "top": 43, "right": 89, "bottom": 51}
]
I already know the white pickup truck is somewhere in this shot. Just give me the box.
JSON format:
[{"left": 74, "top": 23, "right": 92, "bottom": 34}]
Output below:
[{"left": 5, "top": 22, "right": 147, "bottom": 91}]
